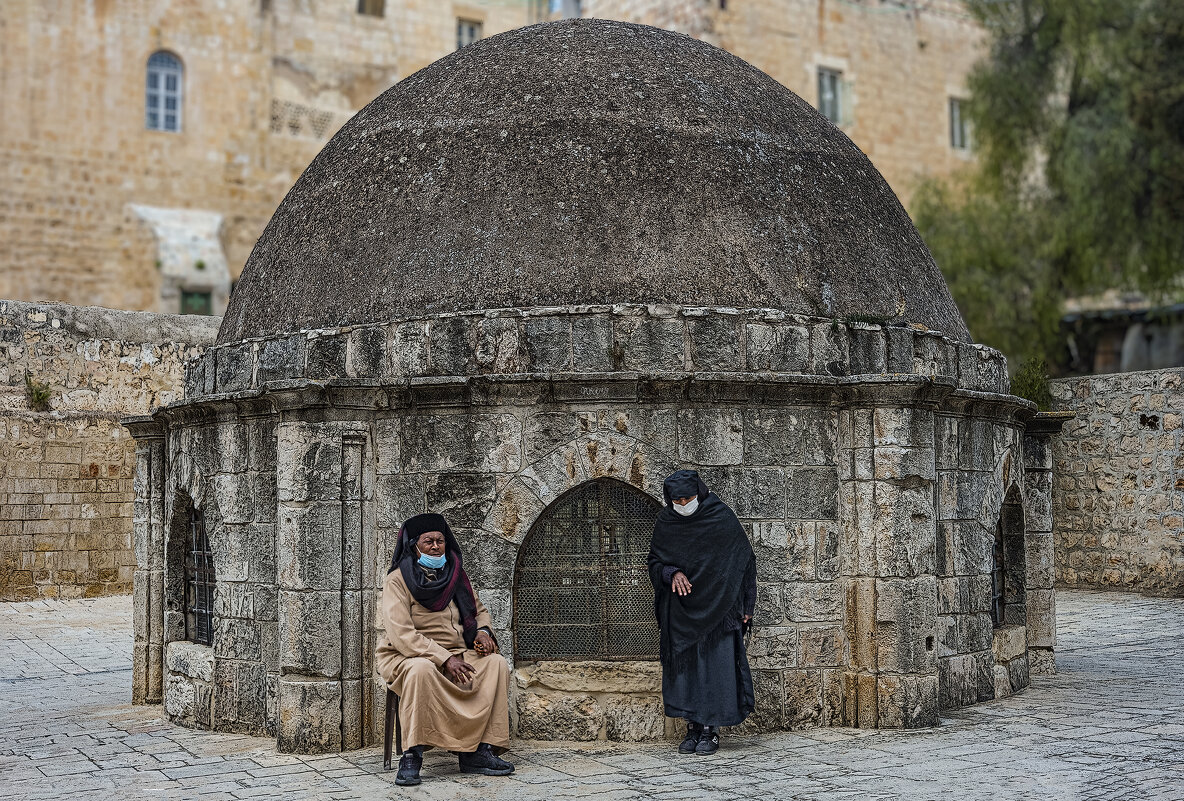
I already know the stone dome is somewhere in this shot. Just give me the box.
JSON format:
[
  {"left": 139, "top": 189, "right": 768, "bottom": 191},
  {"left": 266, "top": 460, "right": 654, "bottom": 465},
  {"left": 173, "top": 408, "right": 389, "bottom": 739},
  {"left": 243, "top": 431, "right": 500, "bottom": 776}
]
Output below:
[{"left": 218, "top": 19, "right": 970, "bottom": 345}]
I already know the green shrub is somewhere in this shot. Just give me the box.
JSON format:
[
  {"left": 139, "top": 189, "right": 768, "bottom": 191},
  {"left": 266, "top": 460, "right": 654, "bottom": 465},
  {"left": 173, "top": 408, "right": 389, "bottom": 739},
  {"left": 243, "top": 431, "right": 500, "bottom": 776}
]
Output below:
[
  {"left": 1012, "top": 358, "right": 1052, "bottom": 411},
  {"left": 24, "top": 371, "right": 52, "bottom": 412}
]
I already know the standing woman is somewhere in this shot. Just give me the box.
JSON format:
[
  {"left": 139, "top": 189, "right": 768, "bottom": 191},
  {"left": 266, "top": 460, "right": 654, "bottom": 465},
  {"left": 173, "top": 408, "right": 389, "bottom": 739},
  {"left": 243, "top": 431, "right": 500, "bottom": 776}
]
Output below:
[
  {"left": 648, "top": 469, "right": 756, "bottom": 755},
  {"left": 376, "top": 512, "right": 514, "bottom": 786}
]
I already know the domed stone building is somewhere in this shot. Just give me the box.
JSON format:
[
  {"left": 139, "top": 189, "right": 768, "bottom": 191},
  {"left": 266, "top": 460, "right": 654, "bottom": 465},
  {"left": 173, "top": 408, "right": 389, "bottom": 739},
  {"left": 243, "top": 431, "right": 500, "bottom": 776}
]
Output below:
[{"left": 126, "top": 19, "right": 1062, "bottom": 754}]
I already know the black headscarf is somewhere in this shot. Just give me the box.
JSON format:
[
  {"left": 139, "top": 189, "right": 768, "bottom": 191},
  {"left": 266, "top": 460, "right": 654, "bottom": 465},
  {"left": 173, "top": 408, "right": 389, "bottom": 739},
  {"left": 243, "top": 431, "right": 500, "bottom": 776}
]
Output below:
[
  {"left": 648, "top": 470, "right": 755, "bottom": 676},
  {"left": 388, "top": 512, "right": 480, "bottom": 649}
]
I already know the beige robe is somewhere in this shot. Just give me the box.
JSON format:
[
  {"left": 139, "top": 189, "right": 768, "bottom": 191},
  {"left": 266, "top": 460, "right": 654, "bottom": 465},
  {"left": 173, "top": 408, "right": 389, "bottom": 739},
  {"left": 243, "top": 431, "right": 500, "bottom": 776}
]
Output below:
[{"left": 376, "top": 566, "right": 510, "bottom": 752}]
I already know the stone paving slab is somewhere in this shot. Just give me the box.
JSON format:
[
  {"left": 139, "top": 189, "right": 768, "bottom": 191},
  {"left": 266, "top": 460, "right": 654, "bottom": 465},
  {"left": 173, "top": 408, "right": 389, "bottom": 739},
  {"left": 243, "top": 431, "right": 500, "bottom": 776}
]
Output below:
[{"left": 2, "top": 591, "right": 1183, "bottom": 800}]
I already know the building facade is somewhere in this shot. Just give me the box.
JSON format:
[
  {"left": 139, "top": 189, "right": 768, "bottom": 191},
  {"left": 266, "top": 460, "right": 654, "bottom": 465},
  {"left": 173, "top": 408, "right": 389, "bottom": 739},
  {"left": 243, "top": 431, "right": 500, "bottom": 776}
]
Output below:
[{"left": 1, "top": 0, "right": 983, "bottom": 316}]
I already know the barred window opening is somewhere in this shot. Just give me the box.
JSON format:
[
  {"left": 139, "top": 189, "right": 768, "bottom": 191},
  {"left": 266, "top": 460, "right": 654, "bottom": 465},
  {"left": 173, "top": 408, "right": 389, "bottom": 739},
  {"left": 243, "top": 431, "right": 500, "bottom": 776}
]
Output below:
[
  {"left": 514, "top": 479, "right": 660, "bottom": 662},
  {"left": 991, "top": 519, "right": 1006, "bottom": 628},
  {"left": 185, "top": 506, "right": 215, "bottom": 646}
]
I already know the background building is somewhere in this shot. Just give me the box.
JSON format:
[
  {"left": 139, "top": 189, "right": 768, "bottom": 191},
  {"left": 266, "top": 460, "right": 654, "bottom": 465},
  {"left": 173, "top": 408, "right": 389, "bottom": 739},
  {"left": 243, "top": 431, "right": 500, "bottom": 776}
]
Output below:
[{"left": 0, "top": 0, "right": 983, "bottom": 317}]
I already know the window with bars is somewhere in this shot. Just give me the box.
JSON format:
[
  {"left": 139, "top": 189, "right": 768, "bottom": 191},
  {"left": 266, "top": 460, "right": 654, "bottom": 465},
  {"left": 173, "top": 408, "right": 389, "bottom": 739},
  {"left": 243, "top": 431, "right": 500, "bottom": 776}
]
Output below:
[
  {"left": 991, "top": 519, "right": 1006, "bottom": 628},
  {"left": 146, "top": 51, "right": 183, "bottom": 133},
  {"left": 180, "top": 289, "right": 212, "bottom": 316},
  {"left": 514, "top": 479, "right": 661, "bottom": 662},
  {"left": 357, "top": 0, "right": 384, "bottom": 16},
  {"left": 185, "top": 506, "right": 215, "bottom": 646},
  {"left": 457, "top": 18, "right": 482, "bottom": 50},
  {"left": 950, "top": 97, "right": 969, "bottom": 150},
  {"left": 818, "top": 67, "right": 842, "bottom": 125}
]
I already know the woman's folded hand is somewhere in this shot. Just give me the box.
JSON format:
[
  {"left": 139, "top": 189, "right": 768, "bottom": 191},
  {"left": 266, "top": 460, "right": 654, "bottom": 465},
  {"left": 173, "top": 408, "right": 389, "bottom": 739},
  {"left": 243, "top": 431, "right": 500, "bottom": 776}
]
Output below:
[{"left": 474, "top": 630, "right": 499, "bottom": 656}]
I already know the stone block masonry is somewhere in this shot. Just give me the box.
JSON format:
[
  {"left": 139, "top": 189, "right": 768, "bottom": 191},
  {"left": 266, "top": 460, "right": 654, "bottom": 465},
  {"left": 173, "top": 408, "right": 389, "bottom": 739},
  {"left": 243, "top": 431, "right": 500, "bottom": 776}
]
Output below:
[
  {"left": 0, "top": 300, "right": 217, "bottom": 600},
  {"left": 1050, "top": 368, "right": 1184, "bottom": 596}
]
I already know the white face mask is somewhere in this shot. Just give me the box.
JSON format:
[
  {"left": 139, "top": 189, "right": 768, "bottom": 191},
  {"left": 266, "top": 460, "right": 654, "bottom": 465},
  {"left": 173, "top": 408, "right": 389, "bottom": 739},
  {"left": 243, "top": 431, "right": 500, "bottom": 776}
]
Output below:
[{"left": 673, "top": 498, "right": 699, "bottom": 517}]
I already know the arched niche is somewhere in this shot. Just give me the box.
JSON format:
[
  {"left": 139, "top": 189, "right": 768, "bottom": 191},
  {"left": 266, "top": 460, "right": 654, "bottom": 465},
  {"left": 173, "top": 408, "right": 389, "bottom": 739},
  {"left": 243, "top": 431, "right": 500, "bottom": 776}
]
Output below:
[
  {"left": 993, "top": 485, "right": 1027, "bottom": 628},
  {"left": 513, "top": 478, "right": 662, "bottom": 663}
]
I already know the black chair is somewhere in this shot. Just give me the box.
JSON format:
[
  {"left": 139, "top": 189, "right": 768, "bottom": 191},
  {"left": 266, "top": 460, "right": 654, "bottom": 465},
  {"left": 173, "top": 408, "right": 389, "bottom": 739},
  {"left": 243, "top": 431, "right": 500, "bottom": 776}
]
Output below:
[{"left": 382, "top": 688, "right": 402, "bottom": 770}]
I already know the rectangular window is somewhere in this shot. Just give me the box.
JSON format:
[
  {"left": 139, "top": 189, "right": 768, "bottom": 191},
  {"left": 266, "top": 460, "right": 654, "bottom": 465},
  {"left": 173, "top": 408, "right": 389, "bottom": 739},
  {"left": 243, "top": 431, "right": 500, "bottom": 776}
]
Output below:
[
  {"left": 818, "top": 68, "right": 842, "bottom": 124},
  {"left": 357, "top": 0, "right": 384, "bottom": 16},
  {"left": 457, "top": 18, "right": 482, "bottom": 49},
  {"left": 185, "top": 506, "right": 215, "bottom": 647},
  {"left": 950, "top": 97, "right": 969, "bottom": 150},
  {"left": 180, "top": 289, "right": 213, "bottom": 316}
]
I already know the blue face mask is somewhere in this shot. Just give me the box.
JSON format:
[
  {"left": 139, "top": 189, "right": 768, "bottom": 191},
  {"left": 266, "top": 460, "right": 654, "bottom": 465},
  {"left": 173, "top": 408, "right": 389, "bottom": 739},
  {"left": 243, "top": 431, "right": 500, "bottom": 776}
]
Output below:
[{"left": 417, "top": 552, "right": 447, "bottom": 569}]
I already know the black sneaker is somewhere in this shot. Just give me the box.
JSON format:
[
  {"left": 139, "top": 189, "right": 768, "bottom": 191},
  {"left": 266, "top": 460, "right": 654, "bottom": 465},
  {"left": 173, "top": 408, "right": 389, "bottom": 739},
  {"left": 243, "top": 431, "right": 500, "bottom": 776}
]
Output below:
[
  {"left": 695, "top": 726, "right": 719, "bottom": 755},
  {"left": 678, "top": 722, "right": 703, "bottom": 754},
  {"left": 458, "top": 743, "right": 515, "bottom": 776},
  {"left": 395, "top": 747, "right": 423, "bottom": 786}
]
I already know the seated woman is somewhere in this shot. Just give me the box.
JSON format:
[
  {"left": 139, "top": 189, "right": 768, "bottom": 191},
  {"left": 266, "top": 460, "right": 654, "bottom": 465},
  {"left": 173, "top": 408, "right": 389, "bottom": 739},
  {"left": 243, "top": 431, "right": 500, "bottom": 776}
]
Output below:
[{"left": 376, "top": 512, "right": 514, "bottom": 786}]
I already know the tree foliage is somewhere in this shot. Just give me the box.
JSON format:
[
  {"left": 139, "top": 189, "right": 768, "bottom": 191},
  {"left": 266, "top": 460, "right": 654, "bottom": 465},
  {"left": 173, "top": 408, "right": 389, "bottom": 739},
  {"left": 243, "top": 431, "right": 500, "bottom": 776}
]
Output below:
[{"left": 913, "top": 0, "right": 1184, "bottom": 364}]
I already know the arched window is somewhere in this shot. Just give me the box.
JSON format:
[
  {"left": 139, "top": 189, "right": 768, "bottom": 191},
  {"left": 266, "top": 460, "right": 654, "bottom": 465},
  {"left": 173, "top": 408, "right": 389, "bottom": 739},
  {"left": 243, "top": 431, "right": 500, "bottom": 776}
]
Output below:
[
  {"left": 146, "top": 51, "right": 183, "bottom": 132},
  {"left": 991, "top": 520, "right": 1006, "bottom": 627},
  {"left": 185, "top": 504, "right": 214, "bottom": 645},
  {"left": 514, "top": 479, "right": 661, "bottom": 661}
]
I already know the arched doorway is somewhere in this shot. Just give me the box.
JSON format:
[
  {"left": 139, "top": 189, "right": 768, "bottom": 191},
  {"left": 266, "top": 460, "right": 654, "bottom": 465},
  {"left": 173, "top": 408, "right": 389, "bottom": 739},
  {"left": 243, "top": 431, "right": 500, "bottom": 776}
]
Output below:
[{"left": 513, "top": 478, "right": 662, "bottom": 662}]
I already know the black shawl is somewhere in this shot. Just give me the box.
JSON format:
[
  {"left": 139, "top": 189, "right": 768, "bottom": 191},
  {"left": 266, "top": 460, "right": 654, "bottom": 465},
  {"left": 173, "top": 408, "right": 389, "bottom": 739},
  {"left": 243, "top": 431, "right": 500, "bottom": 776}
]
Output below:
[
  {"left": 648, "top": 470, "right": 755, "bottom": 676},
  {"left": 388, "top": 512, "right": 480, "bottom": 649}
]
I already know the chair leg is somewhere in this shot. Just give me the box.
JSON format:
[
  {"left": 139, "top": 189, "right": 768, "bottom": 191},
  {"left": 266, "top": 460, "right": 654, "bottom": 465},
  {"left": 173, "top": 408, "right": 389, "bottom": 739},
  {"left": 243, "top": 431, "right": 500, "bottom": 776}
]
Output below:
[
  {"left": 383, "top": 689, "right": 395, "bottom": 771},
  {"left": 394, "top": 694, "right": 402, "bottom": 756}
]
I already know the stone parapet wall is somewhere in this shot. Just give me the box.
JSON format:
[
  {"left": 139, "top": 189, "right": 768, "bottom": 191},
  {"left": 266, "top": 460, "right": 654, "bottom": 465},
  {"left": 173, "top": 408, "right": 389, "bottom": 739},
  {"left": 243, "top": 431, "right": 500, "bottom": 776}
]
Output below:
[
  {"left": 182, "top": 305, "right": 1009, "bottom": 399},
  {"left": 0, "top": 299, "right": 217, "bottom": 600},
  {"left": 1050, "top": 369, "right": 1183, "bottom": 596}
]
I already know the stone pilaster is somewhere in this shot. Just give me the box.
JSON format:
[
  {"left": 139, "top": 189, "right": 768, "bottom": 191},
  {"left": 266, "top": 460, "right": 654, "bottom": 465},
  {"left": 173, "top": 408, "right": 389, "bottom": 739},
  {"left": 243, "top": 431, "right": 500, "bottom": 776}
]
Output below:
[
  {"left": 125, "top": 416, "right": 167, "bottom": 705},
  {"left": 839, "top": 404, "right": 940, "bottom": 728},
  {"left": 275, "top": 420, "right": 372, "bottom": 753},
  {"left": 1022, "top": 411, "right": 1073, "bottom": 676}
]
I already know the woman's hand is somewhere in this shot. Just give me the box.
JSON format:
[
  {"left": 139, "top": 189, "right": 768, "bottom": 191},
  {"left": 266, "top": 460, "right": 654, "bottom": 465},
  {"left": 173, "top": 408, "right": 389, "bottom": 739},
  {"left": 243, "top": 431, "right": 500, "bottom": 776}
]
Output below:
[
  {"left": 671, "top": 571, "right": 692, "bottom": 596},
  {"left": 442, "top": 655, "right": 476, "bottom": 685},
  {"left": 742, "top": 614, "right": 752, "bottom": 624},
  {"left": 474, "top": 630, "right": 499, "bottom": 656}
]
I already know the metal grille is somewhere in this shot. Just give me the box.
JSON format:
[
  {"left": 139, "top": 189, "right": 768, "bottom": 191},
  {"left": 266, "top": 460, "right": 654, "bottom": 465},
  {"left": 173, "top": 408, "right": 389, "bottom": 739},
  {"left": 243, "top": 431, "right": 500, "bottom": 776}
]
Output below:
[
  {"left": 514, "top": 479, "right": 660, "bottom": 661},
  {"left": 991, "top": 520, "right": 1006, "bottom": 628},
  {"left": 185, "top": 506, "right": 215, "bottom": 646}
]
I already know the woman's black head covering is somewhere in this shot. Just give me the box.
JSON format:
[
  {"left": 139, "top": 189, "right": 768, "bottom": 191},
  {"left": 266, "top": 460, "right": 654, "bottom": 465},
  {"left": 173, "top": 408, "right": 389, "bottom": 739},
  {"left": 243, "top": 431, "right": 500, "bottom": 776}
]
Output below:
[
  {"left": 662, "top": 469, "right": 710, "bottom": 506},
  {"left": 388, "top": 512, "right": 480, "bottom": 648}
]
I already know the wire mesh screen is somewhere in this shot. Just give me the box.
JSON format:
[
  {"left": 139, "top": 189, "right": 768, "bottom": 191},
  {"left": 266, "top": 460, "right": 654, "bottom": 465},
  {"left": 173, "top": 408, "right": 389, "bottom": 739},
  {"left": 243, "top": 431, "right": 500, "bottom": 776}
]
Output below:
[
  {"left": 185, "top": 507, "right": 215, "bottom": 646},
  {"left": 515, "top": 479, "right": 661, "bottom": 661}
]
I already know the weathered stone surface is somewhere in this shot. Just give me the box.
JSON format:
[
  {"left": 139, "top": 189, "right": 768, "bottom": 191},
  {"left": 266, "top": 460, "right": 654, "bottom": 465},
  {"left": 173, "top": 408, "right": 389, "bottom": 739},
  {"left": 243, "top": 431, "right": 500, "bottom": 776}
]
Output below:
[
  {"left": 799, "top": 625, "right": 845, "bottom": 668},
  {"left": 401, "top": 414, "right": 522, "bottom": 473},
  {"left": 279, "top": 590, "right": 340, "bottom": 678},
  {"left": 256, "top": 335, "right": 304, "bottom": 384},
  {"left": 516, "top": 661, "right": 661, "bottom": 694},
  {"left": 749, "top": 626, "right": 800, "bottom": 669},
  {"left": 784, "top": 669, "right": 823, "bottom": 728},
  {"left": 603, "top": 696, "right": 666, "bottom": 741},
  {"left": 787, "top": 467, "right": 839, "bottom": 520},
  {"left": 216, "top": 342, "right": 253, "bottom": 393},
  {"left": 305, "top": 333, "right": 347, "bottom": 380},
  {"left": 784, "top": 581, "right": 844, "bottom": 623},
  {"left": 992, "top": 624, "right": 1026, "bottom": 663},
  {"left": 600, "top": 408, "right": 679, "bottom": 458},
  {"left": 677, "top": 408, "right": 743, "bottom": 465},
  {"left": 277, "top": 679, "right": 342, "bottom": 754},
  {"left": 743, "top": 408, "right": 835, "bottom": 466},
  {"left": 699, "top": 467, "right": 785, "bottom": 519},
  {"left": 616, "top": 316, "right": 684, "bottom": 372},
  {"left": 425, "top": 472, "right": 498, "bottom": 528},
  {"left": 276, "top": 425, "right": 341, "bottom": 503},
  {"left": 524, "top": 411, "right": 596, "bottom": 462},
  {"left": 877, "top": 674, "right": 938, "bottom": 728},
  {"left": 348, "top": 325, "right": 386, "bottom": 378},
  {"left": 277, "top": 502, "right": 343, "bottom": 591},
  {"left": 522, "top": 317, "right": 572, "bottom": 372},
  {"left": 483, "top": 479, "right": 547, "bottom": 544},
  {"left": 745, "top": 322, "right": 809, "bottom": 372},
  {"left": 166, "top": 641, "right": 214, "bottom": 683},
  {"left": 515, "top": 692, "right": 604, "bottom": 741},
  {"left": 688, "top": 314, "right": 743, "bottom": 371},
  {"left": 376, "top": 474, "right": 425, "bottom": 529}
]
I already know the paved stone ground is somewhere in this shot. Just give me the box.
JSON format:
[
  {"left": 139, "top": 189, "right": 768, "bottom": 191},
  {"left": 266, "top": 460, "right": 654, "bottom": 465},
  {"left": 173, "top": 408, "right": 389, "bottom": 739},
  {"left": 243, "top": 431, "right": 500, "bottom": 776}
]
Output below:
[{"left": 2, "top": 590, "right": 1182, "bottom": 800}]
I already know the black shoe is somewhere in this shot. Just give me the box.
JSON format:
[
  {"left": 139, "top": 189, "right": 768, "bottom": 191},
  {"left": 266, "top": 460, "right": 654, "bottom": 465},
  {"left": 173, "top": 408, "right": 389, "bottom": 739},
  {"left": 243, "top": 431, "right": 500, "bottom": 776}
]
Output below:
[
  {"left": 458, "top": 743, "right": 514, "bottom": 776},
  {"left": 395, "top": 747, "right": 423, "bottom": 786},
  {"left": 678, "top": 721, "right": 703, "bottom": 754},
  {"left": 695, "top": 726, "right": 719, "bottom": 755}
]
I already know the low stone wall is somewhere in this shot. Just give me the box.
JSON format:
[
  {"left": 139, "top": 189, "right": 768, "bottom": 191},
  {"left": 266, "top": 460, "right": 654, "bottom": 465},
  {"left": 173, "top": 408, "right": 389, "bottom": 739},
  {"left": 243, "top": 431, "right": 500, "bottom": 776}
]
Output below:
[
  {"left": 1050, "top": 369, "right": 1183, "bottom": 596},
  {"left": 0, "top": 300, "right": 218, "bottom": 600}
]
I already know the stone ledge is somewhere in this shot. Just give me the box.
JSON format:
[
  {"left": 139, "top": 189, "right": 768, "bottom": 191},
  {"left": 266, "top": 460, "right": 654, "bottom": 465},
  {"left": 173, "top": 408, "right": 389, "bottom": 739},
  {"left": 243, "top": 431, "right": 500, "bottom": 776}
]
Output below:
[
  {"left": 515, "top": 660, "right": 661, "bottom": 693},
  {"left": 184, "top": 306, "right": 1009, "bottom": 401},
  {"left": 166, "top": 640, "right": 215, "bottom": 682}
]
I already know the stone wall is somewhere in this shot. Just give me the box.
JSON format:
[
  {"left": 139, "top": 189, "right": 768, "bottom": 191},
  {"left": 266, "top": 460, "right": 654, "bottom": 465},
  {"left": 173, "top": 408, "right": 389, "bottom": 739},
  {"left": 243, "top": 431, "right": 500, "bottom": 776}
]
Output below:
[
  {"left": 2, "top": 0, "right": 982, "bottom": 313},
  {"left": 130, "top": 303, "right": 1053, "bottom": 751},
  {"left": 0, "top": 299, "right": 217, "bottom": 600},
  {"left": 1050, "top": 369, "right": 1184, "bottom": 596}
]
